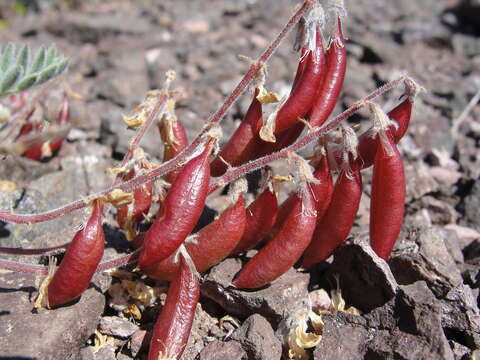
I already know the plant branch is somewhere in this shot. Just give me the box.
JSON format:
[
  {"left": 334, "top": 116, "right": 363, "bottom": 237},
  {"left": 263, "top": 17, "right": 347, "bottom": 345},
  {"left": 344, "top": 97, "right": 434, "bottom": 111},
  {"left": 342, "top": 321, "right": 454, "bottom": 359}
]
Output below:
[
  {"left": 0, "top": 248, "right": 141, "bottom": 275},
  {"left": 210, "top": 75, "right": 409, "bottom": 191},
  {"left": 0, "top": 0, "right": 313, "bottom": 225},
  {"left": 0, "top": 75, "right": 408, "bottom": 225}
]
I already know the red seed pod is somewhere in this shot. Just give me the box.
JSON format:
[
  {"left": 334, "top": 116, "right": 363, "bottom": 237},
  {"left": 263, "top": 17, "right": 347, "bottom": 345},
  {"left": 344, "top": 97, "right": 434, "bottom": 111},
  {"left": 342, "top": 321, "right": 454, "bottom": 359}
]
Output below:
[
  {"left": 354, "top": 97, "right": 413, "bottom": 168},
  {"left": 370, "top": 133, "right": 405, "bottom": 260},
  {"left": 232, "top": 188, "right": 317, "bottom": 289},
  {"left": 210, "top": 88, "right": 263, "bottom": 176},
  {"left": 147, "top": 256, "right": 199, "bottom": 360},
  {"left": 144, "top": 195, "right": 246, "bottom": 281},
  {"left": 230, "top": 187, "right": 278, "bottom": 255},
  {"left": 158, "top": 112, "right": 189, "bottom": 183},
  {"left": 138, "top": 142, "right": 213, "bottom": 269},
  {"left": 308, "top": 18, "right": 347, "bottom": 128},
  {"left": 47, "top": 200, "right": 105, "bottom": 307},
  {"left": 17, "top": 118, "right": 43, "bottom": 161},
  {"left": 274, "top": 26, "right": 325, "bottom": 133},
  {"left": 291, "top": 46, "right": 309, "bottom": 91},
  {"left": 268, "top": 154, "right": 333, "bottom": 239},
  {"left": 116, "top": 164, "right": 153, "bottom": 230},
  {"left": 310, "top": 154, "right": 334, "bottom": 217},
  {"left": 302, "top": 162, "right": 362, "bottom": 268}
]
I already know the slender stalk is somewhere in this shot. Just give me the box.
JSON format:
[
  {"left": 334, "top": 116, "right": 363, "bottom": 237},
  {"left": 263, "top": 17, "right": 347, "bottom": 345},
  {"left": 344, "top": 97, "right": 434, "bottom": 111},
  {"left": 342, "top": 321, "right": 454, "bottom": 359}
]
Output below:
[
  {"left": 0, "top": 0, "right": 313, "bottom": 225},
  {"left": 0, "top": 243, "right": 68, "bottom": 255},
  {"left": 117, "top": 91, "right": 169, "bottom": 173},
  {"left": 0, "top": 248, "right": 141, "bottom": 275},
  {"left": 0, "top": 75, "right": 407, "bottom": 225},
  {"left": 210, "top": 75, "right": 408, "bottom": 191}
]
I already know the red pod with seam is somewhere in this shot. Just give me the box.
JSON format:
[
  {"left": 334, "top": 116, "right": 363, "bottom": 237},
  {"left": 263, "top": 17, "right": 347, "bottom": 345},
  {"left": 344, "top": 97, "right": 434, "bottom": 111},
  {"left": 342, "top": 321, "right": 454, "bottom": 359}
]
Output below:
[
  {"left": 233, "top": 187, "right": 317, "bottom": 289},
  {"left": 144, "top": 195, "right": 246, "bottom": 281},
  {"left": 354, "top": 97, "right": 413, "bottom": 168},
  {"left": 307, "top": 18, "right": 347, "bottom": 128},
  {"left": 370, "top": 133, "right": 405, "bottom": 260},
  {"left": 291, "top": 46, "right": 309, "bottom": 91},
  {"left": 270, "top": 154, "right": 333, "bottom": 239},
  {"left": 159, "top": 115, "right": 189, "bottom": 184},
  {"left": 210, "top": 88, "right": 263, "bottom": 176},
  {"left": 47, "top": 200, "right": 105, "bottom": 307},
  {"left": 230, "top": 187, "right": 278, "bottom": 255},
  {"left": 147, "top": 256, "right": 199, "bottom": 360},
  {"left": 302, "top": 162, "right": 362, "bottom": 268},
  {"left": 138, "top": 142, "right": 213, "bottom": 269},
  {"left": 274, "top": 26, "right": 325, "bottom": 133},
  {"left": 116, "top": 165, "right": 153, "bottom": 229}
]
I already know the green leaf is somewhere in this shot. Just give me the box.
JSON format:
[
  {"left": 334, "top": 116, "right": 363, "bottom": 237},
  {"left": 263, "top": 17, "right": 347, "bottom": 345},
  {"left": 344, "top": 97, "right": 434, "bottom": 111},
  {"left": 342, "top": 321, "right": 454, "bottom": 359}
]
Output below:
[
  {"left": 0, "top": 43, "right": 16, "bottom": 72},
  {"left": 45, "top": 45, "right": 58, "bottom": 65},
  {"left": 16, "top": 45, "right": 30, "bottom": 75},
  {"left": 15, "top": 74, "right": 37, "bottom": 92},
  {"left": 35, "top": 64, "right": 58, "bottom": 85},
  {"left": 54, "top": 58, "right": 69, "bottom": 75},
  {"left": 30, "top": 46, "right": 46, "bottom": 74},
  {"left": 0, "top": 43, "right": 69, "bottom": 97},
  {"left": 0, "top": 65, "right": 21, "bottom": 93}
]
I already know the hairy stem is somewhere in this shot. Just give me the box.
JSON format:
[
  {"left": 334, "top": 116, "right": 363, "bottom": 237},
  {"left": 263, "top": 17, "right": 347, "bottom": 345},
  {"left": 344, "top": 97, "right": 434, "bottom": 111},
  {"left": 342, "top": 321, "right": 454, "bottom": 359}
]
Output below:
[
  {"left": 0, "top": 248, "right": 141, "bottom": 275},
  {"left": 0, "top": 75, "right": 407, "bottom": 225},
  {"left": 0, "top": 0, "right": 313, "bottom": 225}
]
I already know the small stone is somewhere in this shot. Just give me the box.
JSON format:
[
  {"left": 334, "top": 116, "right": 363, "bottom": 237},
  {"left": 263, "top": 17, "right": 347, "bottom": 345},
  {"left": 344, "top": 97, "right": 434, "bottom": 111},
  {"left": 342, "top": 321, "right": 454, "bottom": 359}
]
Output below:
[
  {"left": 314, "top": 312, "right": 369, "bottom": 360},
  {"left": 129, "top": 330, "right": 148, "bottom": 358},
  {"left": 183, "top": 19, "right": 210, "bottom": 33},
  {"left": 309, "top": 289, "right": 331, "bottom": 313},
  {"left": 440, "top": 228, "right": 465, "bottom": 265},
  {"left": 231, "top": 314, "right": 282, "bottom": 360},
  {"left": 198, "top": 340, "right": 247, "bottom": 360},
  {"left": 444, "top": 224, "right": 480, "bottom": 250},
  {"left": 449, "top": 341, "right": 471, "bottom": 360},
  {"left": 429, "top": 166, "right": 462, "bottom": 186},
  {"left": 93, "top": 345, "right": 116, "bottom": 360},
  {"left": 99, "top": 316, "right": 139, "bottom": 339}
]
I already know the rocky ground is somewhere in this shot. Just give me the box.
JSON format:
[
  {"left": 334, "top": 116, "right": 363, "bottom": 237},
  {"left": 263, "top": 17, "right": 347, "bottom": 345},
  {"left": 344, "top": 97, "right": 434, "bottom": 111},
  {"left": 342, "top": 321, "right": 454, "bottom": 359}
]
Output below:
[{"left": 0, "top": 0, "right": 480, "bottom": 359}]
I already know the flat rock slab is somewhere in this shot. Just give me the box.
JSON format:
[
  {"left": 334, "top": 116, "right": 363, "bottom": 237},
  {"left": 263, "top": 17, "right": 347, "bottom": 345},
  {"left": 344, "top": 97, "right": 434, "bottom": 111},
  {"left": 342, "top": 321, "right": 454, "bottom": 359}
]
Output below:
[
  {"left": 201, "top": 257, "right": 310, "bottom": 327},
  {"left": 0, "top": 272, "right": 105, "bottom": 360}
]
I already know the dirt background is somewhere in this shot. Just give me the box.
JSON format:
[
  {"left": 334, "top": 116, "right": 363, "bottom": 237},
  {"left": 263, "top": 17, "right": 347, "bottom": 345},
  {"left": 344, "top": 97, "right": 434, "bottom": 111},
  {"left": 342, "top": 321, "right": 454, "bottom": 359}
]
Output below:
[{"left": 0, "top": 0, "right": 480, "bottom": 359}]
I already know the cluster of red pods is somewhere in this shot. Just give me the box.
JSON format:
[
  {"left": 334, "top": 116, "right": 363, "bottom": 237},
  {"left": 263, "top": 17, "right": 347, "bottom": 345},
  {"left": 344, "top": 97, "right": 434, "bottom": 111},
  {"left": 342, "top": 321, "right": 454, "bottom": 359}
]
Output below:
[
  {"left": 1, "top": 92, "right": 70, "bottom": 161},
  {"left": 0, "top": 2, "right": 417, "bottom": 359}
]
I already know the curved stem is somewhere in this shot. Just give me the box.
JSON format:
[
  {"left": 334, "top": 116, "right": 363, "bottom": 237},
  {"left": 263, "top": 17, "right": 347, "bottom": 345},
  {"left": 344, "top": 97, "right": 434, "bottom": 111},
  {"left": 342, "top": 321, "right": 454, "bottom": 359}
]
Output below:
[
  {"left": 210, "top": 75, "right": 408, "bottom": 191},
  {"left": 0, "top": 1, "right": 313, "bottom": 225},
  {"left": 0, "top": 248, "right": 141, "bottom": 275},
  {"left": 0, "top": 75, "right": 407, "bottom": 224},
  {"left": 0, "top": 243, "right": 68, "bottom": 255}
]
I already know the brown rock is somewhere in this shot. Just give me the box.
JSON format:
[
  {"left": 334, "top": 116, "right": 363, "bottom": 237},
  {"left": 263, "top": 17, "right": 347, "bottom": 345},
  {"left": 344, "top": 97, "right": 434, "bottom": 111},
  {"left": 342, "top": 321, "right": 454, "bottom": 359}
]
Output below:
[
  {"left": 231, "top": 314, "right": 282, "bottom": 360},
  {"left": 0, "top": 272, "right": 105, "bottom": 359},
  {"left": 198, "top": 340, "right": 247, "bottom": 360}
]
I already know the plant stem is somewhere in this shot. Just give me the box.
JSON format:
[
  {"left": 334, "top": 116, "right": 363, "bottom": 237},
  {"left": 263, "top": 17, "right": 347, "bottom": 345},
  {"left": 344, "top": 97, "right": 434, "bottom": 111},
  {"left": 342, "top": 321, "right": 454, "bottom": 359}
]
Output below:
[
  {"left": 0, "top": 0, "right": 313, "bottom": 225},
  {"left": 0, "top": 75, "right": 407, "bottom": 225},
  {"left": 0, "top": 248, "right": 141, "bottom": 274}
]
